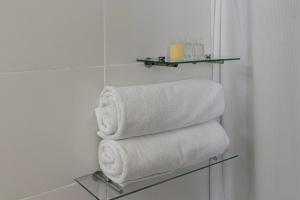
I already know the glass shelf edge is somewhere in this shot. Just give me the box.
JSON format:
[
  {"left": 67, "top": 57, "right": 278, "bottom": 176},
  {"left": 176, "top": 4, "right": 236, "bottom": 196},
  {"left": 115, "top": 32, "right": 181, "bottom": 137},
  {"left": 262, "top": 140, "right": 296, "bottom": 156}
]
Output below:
[
  {"left": 75, "top": 153, "right": 238, "bottom": 200},
  {"left": 136, "top": 57, "right": 240, "bottom": 67}
]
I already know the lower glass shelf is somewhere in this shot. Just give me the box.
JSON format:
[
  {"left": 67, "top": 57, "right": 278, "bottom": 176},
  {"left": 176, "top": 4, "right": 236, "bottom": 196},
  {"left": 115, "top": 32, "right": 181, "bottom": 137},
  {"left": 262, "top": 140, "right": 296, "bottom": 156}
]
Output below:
[{"left": 75, "top": 153, "right": 238, "bottom": 200}]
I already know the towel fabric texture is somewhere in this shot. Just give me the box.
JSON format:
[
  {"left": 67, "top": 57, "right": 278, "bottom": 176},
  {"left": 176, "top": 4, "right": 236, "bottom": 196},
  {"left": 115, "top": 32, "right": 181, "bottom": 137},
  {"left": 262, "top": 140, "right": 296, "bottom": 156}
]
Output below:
[
  {"left": 98, "top": 121, "right": 229, "bottom": 186},
  {"left": 95, "top": 79, "right": 225, "bottom": 140}
]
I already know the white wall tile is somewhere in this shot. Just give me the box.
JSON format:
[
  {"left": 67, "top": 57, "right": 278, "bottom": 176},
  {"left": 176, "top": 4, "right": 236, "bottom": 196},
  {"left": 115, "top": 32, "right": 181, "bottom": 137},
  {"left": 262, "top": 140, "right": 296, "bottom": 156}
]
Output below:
[
  {"left": 25, "top": 184, "right": 95, "bottom": 200},
  {"left": 0, "top": 68, "right": 104, "bottom": 200},
  {"left": 0, "top": 0, "right": 104, "bottom": 71},
  {"left": 106, "top": 63, "right": 212, "bottom": 86},
  {"left": 106, "top": 0, "right": 211, "bottom": 64}
]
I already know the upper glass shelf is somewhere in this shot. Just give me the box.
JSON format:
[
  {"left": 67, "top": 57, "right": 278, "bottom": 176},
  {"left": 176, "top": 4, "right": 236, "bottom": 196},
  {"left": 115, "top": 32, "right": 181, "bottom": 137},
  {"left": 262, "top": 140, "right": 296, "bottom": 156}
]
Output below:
[
  {"left": 75, "top": 153, "right": 238, "bottom": 200},
  {"left": 136, "top": 57, "right": 240, "bottom": 67}
]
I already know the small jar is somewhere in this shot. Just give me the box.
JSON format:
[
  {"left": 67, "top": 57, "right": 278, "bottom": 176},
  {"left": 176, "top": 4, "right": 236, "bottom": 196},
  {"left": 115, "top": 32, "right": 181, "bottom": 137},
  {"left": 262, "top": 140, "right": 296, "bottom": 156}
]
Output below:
[
  {"left": 169, "top": 41, "right": 185, "bottom": 61},
  {"left": 193, "top": 40, "right": 205, "bottom": 59}
]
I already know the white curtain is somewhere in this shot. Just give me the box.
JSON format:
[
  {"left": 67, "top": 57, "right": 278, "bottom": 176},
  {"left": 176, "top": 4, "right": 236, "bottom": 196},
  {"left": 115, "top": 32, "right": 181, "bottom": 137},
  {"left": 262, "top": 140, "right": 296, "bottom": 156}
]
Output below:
[
  {"left": 210, "top": 1, "right": 225, "bottom": 200},
  {"left": 211, "top": 0, "right": 300, "bottom": 200},
  {"left": 210, "top": 0, "right": 251, "bottom": 200},
  {"left": 251, "top": 1, "right": 300, "bottom": 200}
]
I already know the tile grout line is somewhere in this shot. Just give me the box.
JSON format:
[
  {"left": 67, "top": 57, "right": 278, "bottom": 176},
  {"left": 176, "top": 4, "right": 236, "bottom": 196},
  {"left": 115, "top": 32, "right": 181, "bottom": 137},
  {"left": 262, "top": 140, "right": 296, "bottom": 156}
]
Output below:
[
  {"left": 0, "top": 65, "right": 106, "bottom": 75},
  {"left": 0, "top": 62, "right": 141, "bottom": 75},
  {"left": 18, "top": 183, "right": 77, "bottom": 200},
  {"left": 106, "top": 63, "right": 140, "bottom": 68}
]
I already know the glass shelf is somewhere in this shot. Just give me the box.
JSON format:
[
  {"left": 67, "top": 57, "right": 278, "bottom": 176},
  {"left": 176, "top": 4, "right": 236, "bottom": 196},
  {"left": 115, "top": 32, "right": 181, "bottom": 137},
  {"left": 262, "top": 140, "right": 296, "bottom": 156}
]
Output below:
[
  {"left": 136, "top": 57, "right": 240, "bottom": 67},
  {"left": 75, "top": 153, "right": 238, "bottom": 200}
]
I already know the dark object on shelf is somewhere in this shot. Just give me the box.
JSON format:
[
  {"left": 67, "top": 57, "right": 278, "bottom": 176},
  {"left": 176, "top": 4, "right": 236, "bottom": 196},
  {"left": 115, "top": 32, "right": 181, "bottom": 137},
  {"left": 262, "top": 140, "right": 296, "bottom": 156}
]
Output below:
[
  {"left": 158, "top": 56, "right": 165, "bottom": 62},
  {"left": 205, "top": 54, "right": 212, "bottom": 59}
]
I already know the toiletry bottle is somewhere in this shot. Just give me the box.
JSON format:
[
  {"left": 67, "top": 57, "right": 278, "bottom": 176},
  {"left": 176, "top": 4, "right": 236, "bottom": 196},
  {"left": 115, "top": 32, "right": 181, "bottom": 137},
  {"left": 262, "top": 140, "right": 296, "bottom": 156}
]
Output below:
[
  {"left": 184, "top": 39, "right": 193, "bottom": 60},
  {"left": 169, "top": 40, "right": 185, "bottom": 61},
  {"left": 193, "top": 40, "right": 205, "bottom": 59}
]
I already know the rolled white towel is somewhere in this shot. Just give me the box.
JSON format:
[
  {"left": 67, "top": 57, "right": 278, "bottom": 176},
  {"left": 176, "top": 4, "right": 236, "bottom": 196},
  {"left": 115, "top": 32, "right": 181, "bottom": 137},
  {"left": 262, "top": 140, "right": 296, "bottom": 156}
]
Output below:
[
  {"left": 95, "top": 79, "right": 225, "bottom": 139},
  {"left": 98, "top": 121, "right": 229, "bottom": 186}
]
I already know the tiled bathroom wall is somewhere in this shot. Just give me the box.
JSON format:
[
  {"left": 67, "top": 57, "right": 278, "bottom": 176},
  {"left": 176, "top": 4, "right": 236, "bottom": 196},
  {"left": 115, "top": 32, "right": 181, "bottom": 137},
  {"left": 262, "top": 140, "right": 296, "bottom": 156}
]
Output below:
[{"left": 0, "top": 0, "right": 213, "bottom": 199}]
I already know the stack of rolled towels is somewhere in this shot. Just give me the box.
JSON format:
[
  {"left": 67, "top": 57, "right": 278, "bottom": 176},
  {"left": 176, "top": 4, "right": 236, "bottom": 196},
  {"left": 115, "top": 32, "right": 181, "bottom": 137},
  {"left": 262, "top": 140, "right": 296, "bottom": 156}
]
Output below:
[{"left": 95, "top": 79, "right": 229, "bottom": 186}]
